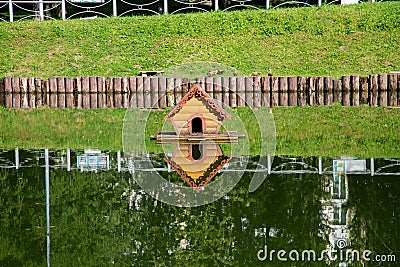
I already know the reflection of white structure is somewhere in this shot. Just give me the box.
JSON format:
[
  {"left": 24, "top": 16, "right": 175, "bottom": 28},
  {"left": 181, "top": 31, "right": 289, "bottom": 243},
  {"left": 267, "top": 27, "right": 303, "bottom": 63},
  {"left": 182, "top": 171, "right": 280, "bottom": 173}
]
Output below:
[
  {"left": 77, "top": 149, "right": 110, "bottom": 172},
  {"left": 320, "top": 159, "right": 366, "bottom": 265}
]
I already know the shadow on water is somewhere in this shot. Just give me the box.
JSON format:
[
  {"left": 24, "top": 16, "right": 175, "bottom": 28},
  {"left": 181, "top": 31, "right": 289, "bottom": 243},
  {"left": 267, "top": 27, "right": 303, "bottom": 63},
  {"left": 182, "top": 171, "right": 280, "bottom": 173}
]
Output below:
[{"left": 0, "top": 149, "right": 399, "bottom": 266}]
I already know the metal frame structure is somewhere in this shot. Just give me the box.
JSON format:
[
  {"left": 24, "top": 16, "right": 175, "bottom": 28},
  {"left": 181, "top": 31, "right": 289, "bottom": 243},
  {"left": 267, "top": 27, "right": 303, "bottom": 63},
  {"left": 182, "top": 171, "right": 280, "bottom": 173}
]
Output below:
[
  {"left": 1, "top": 149, "right": 399, "bottom": 176},
  {"left": 0, "top": 0, "right": 386, "bottom": 22}
]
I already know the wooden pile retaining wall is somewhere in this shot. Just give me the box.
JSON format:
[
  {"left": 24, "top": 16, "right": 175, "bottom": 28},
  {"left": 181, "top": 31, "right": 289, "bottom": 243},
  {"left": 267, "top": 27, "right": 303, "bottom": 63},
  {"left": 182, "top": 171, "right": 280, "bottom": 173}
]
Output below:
[{"left": 0, "top": 74, "right": 399, "bottom": 109}]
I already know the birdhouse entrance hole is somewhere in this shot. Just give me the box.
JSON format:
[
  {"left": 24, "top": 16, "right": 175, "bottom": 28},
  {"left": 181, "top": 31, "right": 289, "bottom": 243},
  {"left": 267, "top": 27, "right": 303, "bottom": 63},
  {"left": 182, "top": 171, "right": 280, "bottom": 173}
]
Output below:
[
  {"left": 191, "top": 117, "right": 203, "bottom": 134},
  {"left": 191, "top": 144, "right": 203, "bottom": 161}
]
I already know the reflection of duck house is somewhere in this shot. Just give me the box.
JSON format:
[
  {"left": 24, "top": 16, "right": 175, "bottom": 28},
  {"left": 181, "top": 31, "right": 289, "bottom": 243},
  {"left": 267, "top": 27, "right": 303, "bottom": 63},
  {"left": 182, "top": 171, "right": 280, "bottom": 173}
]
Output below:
[
  {"left": 155, "top": 84, "right": 243, "bottom": 144},
  {"left": 164, "top": 142, "right": 230, "bottom": 190}
]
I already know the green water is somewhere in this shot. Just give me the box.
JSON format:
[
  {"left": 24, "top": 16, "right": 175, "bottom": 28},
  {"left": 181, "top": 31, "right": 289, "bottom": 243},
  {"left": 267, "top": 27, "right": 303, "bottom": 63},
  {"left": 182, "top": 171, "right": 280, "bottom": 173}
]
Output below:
[{"left": 0, "top": 151, "right": 399, "bottom": 266}]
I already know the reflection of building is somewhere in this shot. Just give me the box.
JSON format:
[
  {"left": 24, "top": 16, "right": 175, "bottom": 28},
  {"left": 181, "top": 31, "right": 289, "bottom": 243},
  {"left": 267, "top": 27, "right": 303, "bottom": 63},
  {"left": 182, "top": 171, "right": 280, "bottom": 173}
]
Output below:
[
  {"left": 77, "top": 149, "right": 110, "bottom": 172},
  {"left": 165, "top": 142, "right": 230, "bottom": 190},
  {"left": 320, "top": 159, "right": 366, "bottom": 265}
]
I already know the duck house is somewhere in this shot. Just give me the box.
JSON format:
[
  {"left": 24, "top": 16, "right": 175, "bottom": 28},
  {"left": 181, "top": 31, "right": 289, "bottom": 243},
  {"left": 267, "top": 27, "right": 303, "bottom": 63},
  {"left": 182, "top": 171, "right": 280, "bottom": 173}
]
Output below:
[{"left": 154, "top": 84, "right": 243, "bottom": 143}]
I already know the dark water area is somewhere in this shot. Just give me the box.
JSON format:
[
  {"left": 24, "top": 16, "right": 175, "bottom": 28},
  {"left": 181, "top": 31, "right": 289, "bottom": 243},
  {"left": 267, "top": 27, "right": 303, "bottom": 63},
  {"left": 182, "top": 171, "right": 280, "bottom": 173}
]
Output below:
[{"left": 0, "top": 149, "right": 399, "bottom": 266}]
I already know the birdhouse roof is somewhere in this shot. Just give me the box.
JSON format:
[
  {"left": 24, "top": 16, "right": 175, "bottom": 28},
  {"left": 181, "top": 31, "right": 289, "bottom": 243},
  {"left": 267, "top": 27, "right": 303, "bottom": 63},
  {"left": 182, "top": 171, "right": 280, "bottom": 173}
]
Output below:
[
  {"left": 163, "top": 84, "right": 231, "bottom": 122},
  {"left": 164, "top": 154, "right": 230, "bottom": 190}
]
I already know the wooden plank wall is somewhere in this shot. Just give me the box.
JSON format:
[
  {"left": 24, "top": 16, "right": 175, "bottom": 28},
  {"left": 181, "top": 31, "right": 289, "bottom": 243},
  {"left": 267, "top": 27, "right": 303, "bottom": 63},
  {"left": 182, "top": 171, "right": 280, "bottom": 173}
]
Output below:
[{"left": 0, "top": 74, "right": 399, "bottom": 108}]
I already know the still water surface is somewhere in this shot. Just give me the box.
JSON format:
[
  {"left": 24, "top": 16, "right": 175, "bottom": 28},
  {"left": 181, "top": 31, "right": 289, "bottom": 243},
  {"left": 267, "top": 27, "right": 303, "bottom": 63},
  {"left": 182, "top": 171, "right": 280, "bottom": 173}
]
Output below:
[{"left": 0, "top": 149, "right": 399, "bottom": 266}]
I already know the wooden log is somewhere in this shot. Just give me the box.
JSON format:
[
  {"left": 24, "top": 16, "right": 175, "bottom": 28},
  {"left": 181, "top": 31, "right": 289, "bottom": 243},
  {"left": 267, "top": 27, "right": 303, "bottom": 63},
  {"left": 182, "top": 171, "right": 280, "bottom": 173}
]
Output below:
[
  {"left": 48, "top": 77, "right": 58, "bottom": 108},
  {"left": 76, "top": 77, "right": 82, "bottom": 108},
  {"left": 342, "top": 75, "right": 351, "bottom": 106},
  {"left": 333, "top": 79, "right": 342, "bottom": 104},
  {"left": 182, "top": 78, "right": 189, "bottom": 93},
  {"left": 122, "top": 77, "right": 129, "bottom": 108},
  {"left": 20, "top": 77, "right": 29, "bottom": 108},
  {"left": 308, "top": 77, "right": 315, "bottom": 106},
  {"left": 253, "top": 76, "right": 261, "bottom": 108},
  {"left": 89, "top": 76, "right": 98, "bottom": 108},
  {"left": 205, "top": 77, "right": 213, "bottom": 100},
  {"left": 42, "top": 80, "right": 49, "bottom": 106},
  {"left": 188, "top": 79, "right": 196, "bottom": 89},
  {"left": 236, "top": 77, "right": 245, "bottom": 107},
  {"left": 398, "top": 73, "right": 400, "bottom": 107},
  {"left": 136, "top": 76, "right": 144, "bottom": 108},
  {"left": 81, "top": 76, "right": 90, "bottom": 109},
  {"left": 181, "top": 77, "right": 189, "bottom": 102},
  {"left": 4, "top": 77, "right": 12, "bottom": 108},
  {"left": 288, "top": 76, "right": 297, "bottom": 106},
  {"left": 65, "top": 77, "right": 74, "bottom": 108},
  {"left": 359, "top": 77, "right": 369, "bottom": 105},
  {"left": 113, "top": 77, "right": 122, "bottom": 108},
  {"left": 174, "top": 78, "right": 183, "bottom": 107},
  {"left": 271, "top": 76, "right": 279, "bottom": 106},
  {"left": 34, "top": 78, "right": 42, "bottom": 108},
  {"left": 315, "top": 77, "right": 324, "bottom": 106},
  {"left": 214, "top": 77, "right": 223, "bottom": 104},
  {"left": 378, "top": 74, "right": 388, "bottom": 106},
  {"left": 369, "top": 74, "right": 378, "bottom": 107},
  {"left": 150, "top": 77, "right": 159, "bottom": 108},
  {"left": 166, "top": 77, "right": 174, "bottom": 107},
  {"left": 12, "top": 77, "right": 21, "bottom": 108},
  {"left": 27, "top": 78, "right": 36, "bottom": 108},
  {"left": 261, "top": 77, "right": 270, "bottom": 107},
  {"left": 97, "top": 77, "right": 106, "bottom": 108},
  {"left": 278, "top": 76, "right": 288, "bottom": 106},
  {"left": 244, "top": 77, "right": 253, "bottom": 107},
  {"left": 221, "top": 77, "right": 230, "bottom": 107},
  {"left": 105, "top": 77, "right": 114, "bottom": 108},
  {"left": 229, "top": 77, "right": 237, "bottom": 107},
  {"left": 388, "top": 73, "right": 398, "bottom": 107},
  {"left": 196, "top": 77, "right": 205, "bottom": 90},
  {"left": 128, "top": 76, "right": 137, "bottom": 108},
  {"left": 57, "top": 77, "right": 66, "bottom": 108},
  {"left": 0, "top": 79, "right": 5, "bottom": 107},
  {"left": 324, "top": 76, "right": 333, "bottom": 105},
  {"left": 297, "top": 76, "right": 307, "bottom": 106},
  {"left": 143, "top": 77, "right": 151, "bottom": 109},
  {"left": 351, "top": 75, "right": 360, "bottom": 106},
  {"left": 158, "top": 77, "right": 167, "bottom": 109},
  {"left": 397, "top": 73, "right": 400, "bottom": 107}
]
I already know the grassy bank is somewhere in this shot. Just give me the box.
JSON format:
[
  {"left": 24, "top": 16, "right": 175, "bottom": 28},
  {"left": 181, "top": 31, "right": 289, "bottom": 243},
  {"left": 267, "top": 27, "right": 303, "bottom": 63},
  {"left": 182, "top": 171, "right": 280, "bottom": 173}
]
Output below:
[
  {"left": 1, "top": 106, "right": 399, "bottom": 157},
  {"left": 1, "top": 2, "right": 400, "bottom": 79}
]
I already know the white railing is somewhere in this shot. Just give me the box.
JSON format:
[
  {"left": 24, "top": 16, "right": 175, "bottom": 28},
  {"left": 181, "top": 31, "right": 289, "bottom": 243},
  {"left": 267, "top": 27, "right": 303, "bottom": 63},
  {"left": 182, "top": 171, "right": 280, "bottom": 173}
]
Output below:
[
  {"left": 1, "top": 149, "right": 399, "bottom": 176},
  {"left": 0, "top": 0, "right": 385, "bottom": 22}
]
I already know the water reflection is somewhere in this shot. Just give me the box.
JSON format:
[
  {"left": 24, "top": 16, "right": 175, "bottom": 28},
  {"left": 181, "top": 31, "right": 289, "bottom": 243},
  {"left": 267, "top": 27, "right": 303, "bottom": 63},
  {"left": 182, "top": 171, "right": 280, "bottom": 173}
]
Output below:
[
  {"left": 164, "top": 142, "right": 230, "bottom": 190},
  {"left": 0, "top": 149, "right": 399, "bottom": 266}
]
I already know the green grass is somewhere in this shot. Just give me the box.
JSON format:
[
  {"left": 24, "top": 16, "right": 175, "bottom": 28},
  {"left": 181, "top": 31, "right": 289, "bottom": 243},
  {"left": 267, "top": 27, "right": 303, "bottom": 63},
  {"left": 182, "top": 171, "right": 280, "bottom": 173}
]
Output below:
[
  {"left": 1, "top": 3, "right": 399, "bottom": 157},
  {"left": 1, "top": 105, "right": 399, "bottom": 158},
  {"left": 1, "top": 2, "right": 400, "bottom": 79}
]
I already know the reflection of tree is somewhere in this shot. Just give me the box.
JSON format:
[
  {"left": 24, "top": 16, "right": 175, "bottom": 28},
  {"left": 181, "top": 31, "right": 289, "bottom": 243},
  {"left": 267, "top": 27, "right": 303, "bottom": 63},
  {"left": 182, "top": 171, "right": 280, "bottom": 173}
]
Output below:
[
  {"left": 243, "top": 173, "right": 325, "bottom": 265},
  {"left": 7, "top": 157, "right": 400, "bottom": 266},
  {"left": 0, "top": 168, "right": 46, "bottom": 266},
  {"left": 348, "top": 174, "right": 400, "bottom": 261}
]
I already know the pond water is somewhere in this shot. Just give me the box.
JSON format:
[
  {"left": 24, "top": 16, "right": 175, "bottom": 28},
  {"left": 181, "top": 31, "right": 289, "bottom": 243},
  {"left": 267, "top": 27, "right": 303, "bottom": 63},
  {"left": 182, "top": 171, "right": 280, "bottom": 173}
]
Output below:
[{"left": 1, "top": 149, "right": 399, "bottom": 266}]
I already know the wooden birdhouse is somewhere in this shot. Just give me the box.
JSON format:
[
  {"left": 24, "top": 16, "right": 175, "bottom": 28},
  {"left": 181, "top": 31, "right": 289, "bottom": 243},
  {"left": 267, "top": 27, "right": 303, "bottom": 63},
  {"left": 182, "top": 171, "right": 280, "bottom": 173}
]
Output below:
[
  {"left": 164, "top": 142, "right": 230, "bottom": 190},
  {"left": 155, "top": 84, "right": 242, "bottom": 143},
  {"left": 164, "top": 84, "right": 230, "bottom": 136}
]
